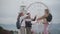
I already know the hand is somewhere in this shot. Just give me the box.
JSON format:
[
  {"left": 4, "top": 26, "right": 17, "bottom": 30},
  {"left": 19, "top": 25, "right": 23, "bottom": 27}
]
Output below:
[
  {"left": 37, "top": 18, "right": 40, "bottom": 21},
  {"left": 36, "top": 20, "right": 40, "bottom": 23}
]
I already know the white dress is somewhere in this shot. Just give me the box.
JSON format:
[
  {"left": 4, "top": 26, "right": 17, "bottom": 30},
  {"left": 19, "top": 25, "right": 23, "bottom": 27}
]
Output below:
[
  {"left": 19, "top": 15, "right": 27, "bottom": 34},
  {"left": 19, "top": 15, "right": 28, "bottom": 27},
  {"left": 32, "top": 20, "right": 44, "bottom": 33}
]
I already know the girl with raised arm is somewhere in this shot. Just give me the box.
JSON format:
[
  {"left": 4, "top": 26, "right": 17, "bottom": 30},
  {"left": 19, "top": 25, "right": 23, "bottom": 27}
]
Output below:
[{"left": 37, "top": 9, "right": 52, "bottom": 34}]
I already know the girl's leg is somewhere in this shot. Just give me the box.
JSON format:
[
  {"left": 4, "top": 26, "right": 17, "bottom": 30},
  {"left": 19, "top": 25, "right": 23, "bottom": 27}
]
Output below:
[
  {"left": 20, "top": 26, "right": 25, "bottom": 34},
  {"left": 26, "top": 27, "right": 31, "bottom": 34},
  {"left": 43, "top": 18, "right": 49, "bottom": 34},
  {"left": 44, "top": 24, "right": 48, "bottom": 34}
]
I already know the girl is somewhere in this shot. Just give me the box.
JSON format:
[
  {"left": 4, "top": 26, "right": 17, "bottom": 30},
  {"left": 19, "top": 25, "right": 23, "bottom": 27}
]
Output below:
[
  {"left": 25, "top": 13, "right": 36, "bottom": 34},
  {"left": 37, "top": 9, "right": 52, "bottom": 34}
]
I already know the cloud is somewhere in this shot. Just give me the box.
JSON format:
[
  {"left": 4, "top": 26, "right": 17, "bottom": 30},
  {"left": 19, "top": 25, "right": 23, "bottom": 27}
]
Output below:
[
  {"left": 0, "top": 17, "right": 16, "bottom": 24},
  {"left": 0, "top": 0, "right": 60, "bottom": 24}
]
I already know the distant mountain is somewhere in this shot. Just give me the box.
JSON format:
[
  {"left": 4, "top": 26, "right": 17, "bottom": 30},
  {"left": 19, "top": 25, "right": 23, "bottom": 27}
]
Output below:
[
  {"left": 0, "top": 26, "right": 18, "bottom": 34},
  {"left": 0, "top": 23, "right": 60, "bottom": 34},
  {"left": 0, "top": 24, "right": 17, "bottom": 31}
]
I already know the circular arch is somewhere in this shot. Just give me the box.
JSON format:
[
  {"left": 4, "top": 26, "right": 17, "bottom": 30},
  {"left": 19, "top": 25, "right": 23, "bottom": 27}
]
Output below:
[
  {"left": 27, "top": 2, "right": 49, "bottom": 10},
  {"left": 26, "top": 2, "right": 50, "bottom": 19}
]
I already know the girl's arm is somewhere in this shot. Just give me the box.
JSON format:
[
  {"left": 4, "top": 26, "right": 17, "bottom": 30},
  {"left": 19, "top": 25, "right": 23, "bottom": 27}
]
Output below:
[
  {"left": 37, "top": 13, "right": 48, "bottom": 20},
  {"left": 17, "top": 13, "right": 21, "bottom": 21},
  {"left": 37, "top": 15, "right": 45, "bottom": 20},
  {"left": 32, "top": 16, "right": 37, "bottom": 21}
]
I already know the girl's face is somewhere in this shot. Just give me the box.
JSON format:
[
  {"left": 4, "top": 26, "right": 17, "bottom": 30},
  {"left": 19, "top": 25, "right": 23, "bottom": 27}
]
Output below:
[
  {"left": 45, "top": 9, "right": 49, "bottom": 14},
  {"left": 27, "top": 13, "right": 31, "bottom": 16},
  {"left": 45, "top": 11, "right": 48, "bottom": 14},
  {"left": 44, "top": 9, "right": 49, "bottom": 17},
  {"left": 20, "top": 12, "right": 24, "bottom": 16},
  {"left": 44, "top": 11, "right": 47, "bottom": 15}
]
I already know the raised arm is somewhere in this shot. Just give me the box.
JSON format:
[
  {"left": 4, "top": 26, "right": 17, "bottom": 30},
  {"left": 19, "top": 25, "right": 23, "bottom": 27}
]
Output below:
[
  {"left": 37, "top": 14, "right": 48, "bottom": 21},
  {"left": 37, "top": 15, "right": 45, "bottom": 20},
  {"left": 32, "top": 16, "right": 37, "bottom": 21},
  {"left": 17, "top": 13, "right": 21, "bottom": 21}
]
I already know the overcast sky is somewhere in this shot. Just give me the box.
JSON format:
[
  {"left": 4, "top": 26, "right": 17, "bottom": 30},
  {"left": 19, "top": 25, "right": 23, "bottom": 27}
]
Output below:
[{"left": 0, "top": 0, "right": 60, "bottom": 24}]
